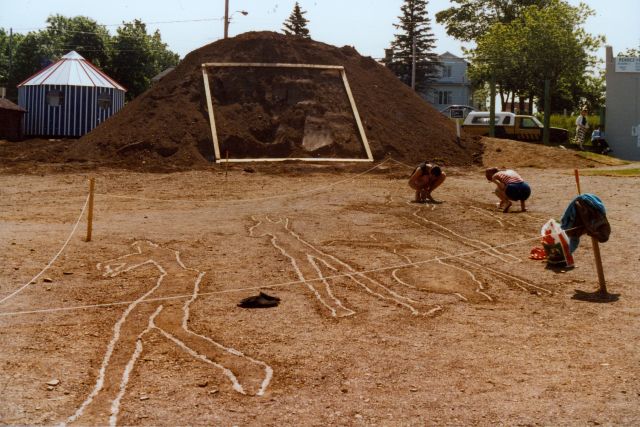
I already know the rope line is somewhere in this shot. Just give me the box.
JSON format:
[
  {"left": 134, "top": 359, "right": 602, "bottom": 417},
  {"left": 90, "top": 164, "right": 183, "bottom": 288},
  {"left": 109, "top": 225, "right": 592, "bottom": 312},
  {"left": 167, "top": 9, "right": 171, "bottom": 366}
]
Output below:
[
  {"left": 0, "top": 230, "right": 555, "bottom": 317},
  {"left": 96, "top": 159, "right": 391, "bottom": 205},
  {"left": 0, "top": 194, "right": 90, "bottom": 305}
]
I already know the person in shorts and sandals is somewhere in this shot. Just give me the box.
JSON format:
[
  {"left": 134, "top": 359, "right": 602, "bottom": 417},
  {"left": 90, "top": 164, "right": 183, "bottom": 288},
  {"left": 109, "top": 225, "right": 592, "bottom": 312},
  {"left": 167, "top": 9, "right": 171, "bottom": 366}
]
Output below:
[
  {"left": 485, "top": 167, "right": 531, "bottom": 213},
  {"left": 408, "top": 162, "right": 446, "bottom": 203}
]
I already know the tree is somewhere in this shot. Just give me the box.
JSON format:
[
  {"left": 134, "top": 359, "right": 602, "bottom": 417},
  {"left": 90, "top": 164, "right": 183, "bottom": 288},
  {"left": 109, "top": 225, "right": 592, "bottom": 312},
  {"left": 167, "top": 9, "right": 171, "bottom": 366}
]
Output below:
[
  {"left": 466, "top": 0, "right": 603, "bottom": 113},
  {"left": 436, "top": 0, "right": 552, "bottom": 42},
  {"left": 110, "top": 20, "right": 179, "bottom": 99},
  {"left": 2, "top": 15, "right": 179, "bottom": 101},
  {"left": 0, "top": 29, "right": 24, "bottom": 98},
  {"left": 283, "top": 2, "right": 311, "bottom": 38},
  {"left": 384, "top": 0, "right": 440, "bottom": 92}
]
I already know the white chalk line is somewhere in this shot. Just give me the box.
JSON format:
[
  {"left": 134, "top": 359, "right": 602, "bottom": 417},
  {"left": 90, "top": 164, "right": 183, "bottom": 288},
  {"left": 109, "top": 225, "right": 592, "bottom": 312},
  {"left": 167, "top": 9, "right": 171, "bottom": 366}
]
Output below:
[
  {"left": 180, "top": 266, "right": 273, "bottom": 396},
  {"left": 470, "top": 206, "right": 508, "bottom": 227},
  {"left": 96, "top": 159, "right": 391, "bottom": 205},
  {"left": 66, "top": 241, "right": 273, "bottom": 425},
  {"left": 408, "top": 214, "right": 517, "bottom": 264},
  {"left": 65, "top": 257, "right": 168, "bottom": 425},
  {"left": 412, "top": 207, "right": 520, "bottom": 263},
  {"left": 282, "top": 216, "right": 423, "bottom": 315},
  {"left": 0, "top": 194, "right": 90, "bottom": 306},
  {"left": 408, "top": 217, "right": 550, "bottom": 295},
  {"left": 0, "top": 230, "right": 552, "bottom": 319},
  {"left": 434, "top": 256, "right": 494, "bottom": 302},
  {"left": 109, "top": 305, "right": 162, "bottom": 427}
]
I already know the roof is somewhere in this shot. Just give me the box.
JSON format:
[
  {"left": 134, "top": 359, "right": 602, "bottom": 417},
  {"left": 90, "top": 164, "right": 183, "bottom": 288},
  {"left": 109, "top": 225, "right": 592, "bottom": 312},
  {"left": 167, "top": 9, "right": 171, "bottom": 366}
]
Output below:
[
  {"left": 0, "top": 98, "right": 27, "bottom": 112},
  {"left": 17, "top": 51, "right": 126, "bottom": 91}
]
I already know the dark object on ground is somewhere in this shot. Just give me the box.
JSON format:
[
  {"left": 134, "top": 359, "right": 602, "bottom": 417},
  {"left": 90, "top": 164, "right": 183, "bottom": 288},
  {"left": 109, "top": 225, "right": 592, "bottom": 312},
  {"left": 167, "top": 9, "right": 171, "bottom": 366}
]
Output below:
[{"left": 238, "top": 292, "right": 281, "bottom": 308}]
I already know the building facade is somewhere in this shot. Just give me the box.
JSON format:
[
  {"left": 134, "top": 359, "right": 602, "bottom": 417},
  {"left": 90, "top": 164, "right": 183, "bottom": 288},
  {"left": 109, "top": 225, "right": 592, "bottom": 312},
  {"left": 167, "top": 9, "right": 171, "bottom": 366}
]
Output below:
[
  {"left": 605, "top": 46, "right": 640, "bottom": 160},
  {"left": 423, "top": 52, "right": 473, "bottom": 111}
]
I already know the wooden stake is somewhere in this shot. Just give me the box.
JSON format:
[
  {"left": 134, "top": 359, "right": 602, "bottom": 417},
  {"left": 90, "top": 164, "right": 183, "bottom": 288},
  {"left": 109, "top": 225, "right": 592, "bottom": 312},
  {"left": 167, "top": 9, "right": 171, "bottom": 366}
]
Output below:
[
  {"left": 86, "top": 177, "right": 95, "bottom": 242},
  {"left": 573, "top": 169, "right": 607, "bottom": 294},
  {"left": 225, "top": 150, "right": 229, "bottom": 179}
]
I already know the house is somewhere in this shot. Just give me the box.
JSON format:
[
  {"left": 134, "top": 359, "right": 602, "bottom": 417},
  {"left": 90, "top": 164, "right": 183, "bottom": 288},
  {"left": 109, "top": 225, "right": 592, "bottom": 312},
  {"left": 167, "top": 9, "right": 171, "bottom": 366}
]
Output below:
[
  {"left": 423, "top": 52, "right": 473, "bottom": 111},
  {"left": 605, "top": 46, "right": 640, "bottom": 160},
  {"left": 17, "top": 51, "right": 126, "bottom": 137},
  {"left": 0, "top": 97, "right": 27, "bottom": 140}
]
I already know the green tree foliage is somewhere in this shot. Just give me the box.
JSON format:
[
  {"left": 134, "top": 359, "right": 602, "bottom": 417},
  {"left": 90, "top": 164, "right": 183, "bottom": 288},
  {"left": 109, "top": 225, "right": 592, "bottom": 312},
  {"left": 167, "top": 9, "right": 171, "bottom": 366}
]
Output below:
[
  {"left": 0, "top": 29, "right": 24, "bottom": 97},
  {"left": 436, "top": 0, "right": 552, "bottom": 42},
  {"left": 110, "top": 20, "right": 179, "bottom": 99},
  {"left": 283, "top": 2, "right": 310, "bottom": 38},
  {"left": 45, "top": 15, "right": 111, "bottom": 68},
  {"left": 466, "top": 0, "right": 604, "bottom": 113},
  {"left": 0, "top": 15, "right": 179, "bottom": 101},
  {"left": 384, "top": 0, "right": 440, "bottom": 92}
]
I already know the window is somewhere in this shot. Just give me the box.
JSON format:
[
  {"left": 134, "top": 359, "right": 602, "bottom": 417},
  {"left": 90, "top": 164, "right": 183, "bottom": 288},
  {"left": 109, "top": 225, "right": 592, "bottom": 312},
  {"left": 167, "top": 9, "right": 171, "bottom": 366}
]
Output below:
[
  {"left": 442, "top": 65, "right": 452, "bottom": 78},
  {"left": 46, "top": 90, "right": 64, "bottom": 107},
  {"left": 437, "top": 90, "right": 453, "bottom": 105},
  {"left": 97, "top": 92, "right": 112, "bottom": 109},
  {"left": 502, "top": 115, "right": 511, "bottom": 125},
  {"left": 520, "top": 117, "right": 539, "bottom": 128}
]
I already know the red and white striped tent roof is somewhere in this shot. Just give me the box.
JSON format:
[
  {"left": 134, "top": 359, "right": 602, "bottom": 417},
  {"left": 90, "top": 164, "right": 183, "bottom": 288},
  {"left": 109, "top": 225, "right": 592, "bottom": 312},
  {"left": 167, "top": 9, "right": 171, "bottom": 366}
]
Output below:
[{"left": 17, "top": 51, "right": 126, "bottom": 91}]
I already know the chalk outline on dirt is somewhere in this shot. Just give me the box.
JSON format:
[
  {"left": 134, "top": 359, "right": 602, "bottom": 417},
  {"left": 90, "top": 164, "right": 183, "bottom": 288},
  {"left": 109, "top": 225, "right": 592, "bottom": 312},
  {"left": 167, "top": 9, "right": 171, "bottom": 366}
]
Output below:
[
  {"left": 65, "top": 240, "right": 272, "bottom": 426},
  {"left": 250, "top": 216, "right": 442, "bottom": 317}
]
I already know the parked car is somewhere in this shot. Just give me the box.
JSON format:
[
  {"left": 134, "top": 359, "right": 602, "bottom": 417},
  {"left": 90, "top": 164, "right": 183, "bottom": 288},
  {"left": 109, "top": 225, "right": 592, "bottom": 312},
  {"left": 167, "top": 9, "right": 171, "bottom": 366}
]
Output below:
[{"left": 462, "top": 112, "right": 568, "bottom": 143}]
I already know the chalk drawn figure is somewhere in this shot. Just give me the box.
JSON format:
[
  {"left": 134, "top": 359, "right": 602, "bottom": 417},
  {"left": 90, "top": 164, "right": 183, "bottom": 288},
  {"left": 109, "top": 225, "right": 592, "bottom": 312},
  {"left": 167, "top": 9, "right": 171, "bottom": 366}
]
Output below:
[
  {"left": 65, "top": 240, "right": 272, "bottom": 427},
  {"left": 249, "top": 216, "right": 441, "bottom": 317}
]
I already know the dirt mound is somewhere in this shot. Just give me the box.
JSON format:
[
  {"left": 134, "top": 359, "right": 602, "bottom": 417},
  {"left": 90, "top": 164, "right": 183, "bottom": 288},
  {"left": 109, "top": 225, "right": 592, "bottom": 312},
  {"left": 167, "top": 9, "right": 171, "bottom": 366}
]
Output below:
[
  {"left": 481, "top": 137, "right": 604, "bottom": 169},
  {"left": 59, "top": 31, "right": 479, "bottom": 169}
]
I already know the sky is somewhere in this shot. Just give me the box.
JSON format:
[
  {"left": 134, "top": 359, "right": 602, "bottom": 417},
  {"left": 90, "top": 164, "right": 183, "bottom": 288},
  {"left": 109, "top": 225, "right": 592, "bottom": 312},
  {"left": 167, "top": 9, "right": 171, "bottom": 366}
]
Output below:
[{"left": 1, "top": 0, "right": 639, "bottom": 66}]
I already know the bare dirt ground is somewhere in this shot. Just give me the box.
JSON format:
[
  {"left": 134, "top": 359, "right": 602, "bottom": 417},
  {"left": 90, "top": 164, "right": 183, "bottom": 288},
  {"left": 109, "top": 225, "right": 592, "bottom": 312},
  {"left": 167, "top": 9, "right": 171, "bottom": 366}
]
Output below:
[{"left": 1, "top": 142, "right": 639, "bottom": 426}]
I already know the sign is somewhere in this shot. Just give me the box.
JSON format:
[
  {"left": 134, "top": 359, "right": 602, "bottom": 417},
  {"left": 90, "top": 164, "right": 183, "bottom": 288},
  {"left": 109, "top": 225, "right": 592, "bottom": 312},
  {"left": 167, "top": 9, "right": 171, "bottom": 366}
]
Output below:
[
  {"left": 450, "top": 108, "right": 464, "bottom": 119},
  {"left": 615, "top": 57, "right": 640, "bottom": 73}
]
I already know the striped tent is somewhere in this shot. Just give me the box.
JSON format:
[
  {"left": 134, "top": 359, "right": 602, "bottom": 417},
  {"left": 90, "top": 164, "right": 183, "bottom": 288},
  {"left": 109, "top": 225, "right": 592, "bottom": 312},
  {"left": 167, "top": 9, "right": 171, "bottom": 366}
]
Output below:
[{"left": 17, "top": 51, "right": 126, "bottom": 137}]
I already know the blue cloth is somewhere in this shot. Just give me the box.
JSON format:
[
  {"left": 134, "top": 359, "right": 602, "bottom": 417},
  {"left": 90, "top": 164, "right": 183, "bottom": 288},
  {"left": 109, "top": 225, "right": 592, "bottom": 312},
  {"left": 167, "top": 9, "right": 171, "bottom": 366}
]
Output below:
[
  {"left": 561, "top": 194, "right": 607, "bottom": 252},
  {"left": 505, "top": 182, "right": 531, "bottom": 201}
]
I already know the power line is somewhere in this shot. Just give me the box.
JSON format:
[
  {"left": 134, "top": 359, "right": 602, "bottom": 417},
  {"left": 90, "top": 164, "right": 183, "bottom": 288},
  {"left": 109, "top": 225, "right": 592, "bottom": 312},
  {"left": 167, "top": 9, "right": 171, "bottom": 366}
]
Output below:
[{"left": 9, "top": 17, "right": 227, "bottom": 33}]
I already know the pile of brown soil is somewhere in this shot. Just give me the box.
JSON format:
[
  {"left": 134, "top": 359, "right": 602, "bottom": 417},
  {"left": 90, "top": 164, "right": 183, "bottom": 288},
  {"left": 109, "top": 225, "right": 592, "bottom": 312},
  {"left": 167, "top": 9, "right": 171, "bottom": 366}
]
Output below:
[
  {"left": 481, "top": 137, "right": 602, "bottom": 169},
  {"left": 0, "top": 32, "right": 482, "bottom": 171},
  {"left": 71, "top": 31, "right": 480, "bottom": 169}
]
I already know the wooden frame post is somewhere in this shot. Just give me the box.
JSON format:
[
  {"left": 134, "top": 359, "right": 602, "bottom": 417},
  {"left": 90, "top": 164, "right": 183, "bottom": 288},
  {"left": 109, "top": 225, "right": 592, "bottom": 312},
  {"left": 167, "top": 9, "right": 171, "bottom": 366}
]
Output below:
[
  {"left": 86, "top": 177, "right": 95, "bottom": 242},
  {"left": 574, "top": 169, "right": 607, "bottom": 294},
  {"left": 201, "top": 62, "right": 373, "bottom": 163},
  {"left": 201, "top": 68, "right": 221, "bottom": 161}
]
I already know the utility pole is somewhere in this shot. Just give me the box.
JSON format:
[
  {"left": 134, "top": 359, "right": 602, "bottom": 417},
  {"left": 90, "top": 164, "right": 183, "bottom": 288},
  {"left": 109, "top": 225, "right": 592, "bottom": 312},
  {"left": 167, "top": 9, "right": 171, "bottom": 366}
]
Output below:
[
  {"left": 411, "top": 34, "right": 417, "bottom": 90},
  {"left": 224, "top": 0, "right": 230, "bottom": 39},
  {"left": 489, "top": 72, "right": 496, "bottom": 137},
  {"left": 8, "top": 28, "right": 13, "bottom": 90}
]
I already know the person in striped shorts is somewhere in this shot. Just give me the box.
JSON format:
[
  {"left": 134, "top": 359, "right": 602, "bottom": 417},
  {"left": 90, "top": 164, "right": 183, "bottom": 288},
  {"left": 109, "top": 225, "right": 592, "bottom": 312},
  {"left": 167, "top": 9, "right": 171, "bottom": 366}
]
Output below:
[{"left": 485, "top": 167, "right": 531, "bottom": 213}]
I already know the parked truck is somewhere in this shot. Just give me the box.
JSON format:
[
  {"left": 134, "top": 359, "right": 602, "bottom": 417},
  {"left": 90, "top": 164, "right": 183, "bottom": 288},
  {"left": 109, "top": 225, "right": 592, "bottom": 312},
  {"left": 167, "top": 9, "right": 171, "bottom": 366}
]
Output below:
[{"left": 462, "top": 112, "right": 568, "bottom": 143}]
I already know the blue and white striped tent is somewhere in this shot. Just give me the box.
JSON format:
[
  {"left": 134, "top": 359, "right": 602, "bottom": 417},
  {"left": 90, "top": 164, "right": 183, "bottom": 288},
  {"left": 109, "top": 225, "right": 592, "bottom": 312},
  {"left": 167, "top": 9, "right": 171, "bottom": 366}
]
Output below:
[{"left": 17, "top": 51, "right": 126, "bottom": 137}]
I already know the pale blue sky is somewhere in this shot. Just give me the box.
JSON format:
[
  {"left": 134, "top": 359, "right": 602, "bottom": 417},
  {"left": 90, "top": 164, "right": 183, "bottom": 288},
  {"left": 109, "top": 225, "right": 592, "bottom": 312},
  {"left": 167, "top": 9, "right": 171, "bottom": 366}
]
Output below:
[{"left": 1, "top": 0, "right": 639, "bottom": 65}]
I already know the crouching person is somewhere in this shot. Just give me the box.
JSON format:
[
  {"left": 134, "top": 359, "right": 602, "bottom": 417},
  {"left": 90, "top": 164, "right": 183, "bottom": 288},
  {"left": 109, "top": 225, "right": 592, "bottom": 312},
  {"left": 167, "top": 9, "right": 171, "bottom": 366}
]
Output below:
[
  {"left": 485, "top": 167, "right": 531, "bottom": 213},
  {"left": 409, "top": 162, "right": 446, "bottom": 203}
]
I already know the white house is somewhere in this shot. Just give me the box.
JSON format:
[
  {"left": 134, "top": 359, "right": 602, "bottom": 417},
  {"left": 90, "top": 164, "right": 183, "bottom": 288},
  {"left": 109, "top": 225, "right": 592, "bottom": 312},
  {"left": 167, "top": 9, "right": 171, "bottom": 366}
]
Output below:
[{"left": 423, "top": 52, "right": 473, "bottom": 111}]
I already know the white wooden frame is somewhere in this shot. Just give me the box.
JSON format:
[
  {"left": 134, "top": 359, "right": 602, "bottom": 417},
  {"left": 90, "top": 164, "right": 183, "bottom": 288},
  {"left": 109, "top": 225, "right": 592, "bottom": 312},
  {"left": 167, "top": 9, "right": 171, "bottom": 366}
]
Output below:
[{"left": 201, "top": 62, "right": 374, "bottom": 163}]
